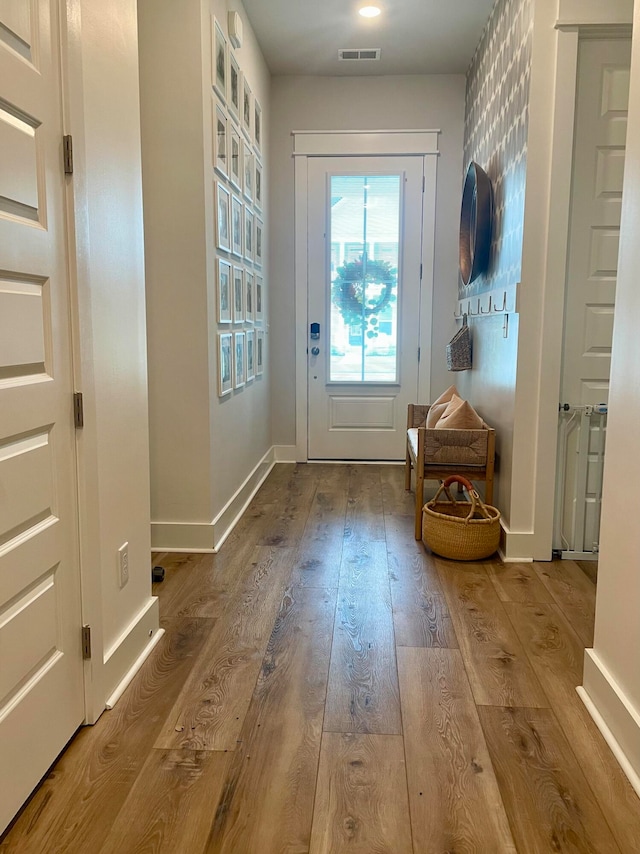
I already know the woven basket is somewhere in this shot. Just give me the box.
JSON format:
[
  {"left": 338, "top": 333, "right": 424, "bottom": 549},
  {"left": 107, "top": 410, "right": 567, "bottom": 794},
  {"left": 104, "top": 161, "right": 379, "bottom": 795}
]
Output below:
[
  {"left": 446, "top": 320, "right": 472, "bottom": 371},
  {"left": 422, "top": 475, "right": 500, "bottom": 560}
]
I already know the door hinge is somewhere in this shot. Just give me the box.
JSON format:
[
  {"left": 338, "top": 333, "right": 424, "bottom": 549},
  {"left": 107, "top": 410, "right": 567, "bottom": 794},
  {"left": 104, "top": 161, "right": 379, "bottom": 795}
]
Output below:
[
  {"left": 82, "top": 625, "right": 92, "bottom": 659},
  {"left": 422, "top": 175, "right": 425, "bottom": 192},
  {"left": 420, "top": 263, "right": 423, "bottom": 280},
  {"left": 63, "top": 134, "right": 73, "bottom": 174},
  {"left": 418, "top": 347, "right": 421, "bottom": 362},
  {"left": 74, "top": 392, "right": 84, "bottom": 428}
]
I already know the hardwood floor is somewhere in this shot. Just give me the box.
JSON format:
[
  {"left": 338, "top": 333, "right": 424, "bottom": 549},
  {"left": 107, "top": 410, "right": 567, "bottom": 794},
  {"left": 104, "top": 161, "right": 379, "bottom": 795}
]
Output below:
[{"left": 2, "top": 463, "right": 639, "bottom": 853}]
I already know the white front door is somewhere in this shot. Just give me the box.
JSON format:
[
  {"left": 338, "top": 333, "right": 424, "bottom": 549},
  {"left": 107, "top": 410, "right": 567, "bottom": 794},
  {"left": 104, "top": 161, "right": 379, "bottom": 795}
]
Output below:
[
  {"left": 307, "top": 156, "right": 425, "bottom": 460},
  {"left": 0, "top": 0, "right": 85, "bottom": 832}
]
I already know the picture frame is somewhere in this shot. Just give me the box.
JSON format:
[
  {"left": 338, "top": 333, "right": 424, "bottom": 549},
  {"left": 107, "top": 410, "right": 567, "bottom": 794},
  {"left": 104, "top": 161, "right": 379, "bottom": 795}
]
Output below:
[
  {"left": 244, "top": 207, "right": 254, "bottom": 262},
  {"left": 217, "top": 258, "right": 232, "bottom": 323},
  {"left": 234, "top": 331, "right": 245, "bottom": 388},
  {"left": 253, "top": 99, "right": 262, "bottom": 152},
  {"left": 256, "top": 329, "right": 264, "bottom": 376},
  {"left": 231, "top": 194, "right": 243, "bottom": 257},
  {"left": 243, "top": 143, "right": 254, "bottom": 203},
  {"left": 255, "top": 217, "right": 263, "bottom": 268},
  {"left": 254, "top": 159, "right": 262, "bottom": 210},
  {"left": 242, "top": 77, "right": 252, "bottom": 139},
  {"left": 228, "top": 52, "right": 241, "bottom": 122},
  {"left": 214, "top": 103, "right": 228, "bottom": 177},
  {"left": 245, "top": 269, "right": 254, "bottom": 323},
  {"left": 218, "top": 332, "right": 233, "bottom": 396},
  {"left": 215, "top": 181, "right": 231, "bottom": 252},
  {"left": 232, "top": 265, "right": 244, "bottom": 323},
  {"left": 246, "top": 329, "right": 255, "bottom": 381},
  {"left": 255, "top": 274, "right": 264, "bottom": 323},
  {"left": 212, "top": 18, "right": 227, "bottom": 102},
  {"left": 229, "top": 126, "right": 242, "bottom": 191}
]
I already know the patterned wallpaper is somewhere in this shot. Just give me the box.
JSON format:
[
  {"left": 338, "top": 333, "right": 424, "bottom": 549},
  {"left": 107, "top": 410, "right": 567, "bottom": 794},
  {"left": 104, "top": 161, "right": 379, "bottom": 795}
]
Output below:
[{"left": 460, "top": 0, "right": 533, "bottom": 299}]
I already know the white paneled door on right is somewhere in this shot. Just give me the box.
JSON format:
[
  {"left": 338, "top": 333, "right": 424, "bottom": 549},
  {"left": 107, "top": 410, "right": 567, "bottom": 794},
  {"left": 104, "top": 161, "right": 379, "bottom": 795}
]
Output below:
[
  {"left": 0, "top": 0, "right": 85, "bottom": 833},
  {"left": 307, "top": 156, "right": 424, "bottom": 460},
  {"left": 556, "top": 37, "right": 631, "bottom": 557},
  {"left": 561, "top": 37, "right": 631, "bottom": 407}
]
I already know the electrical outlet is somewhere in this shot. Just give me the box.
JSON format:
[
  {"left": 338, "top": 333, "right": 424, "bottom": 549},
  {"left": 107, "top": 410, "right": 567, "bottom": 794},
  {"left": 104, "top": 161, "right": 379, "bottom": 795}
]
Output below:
[{"left": 118, "top": 542, "right": 129, "bottom": 588}]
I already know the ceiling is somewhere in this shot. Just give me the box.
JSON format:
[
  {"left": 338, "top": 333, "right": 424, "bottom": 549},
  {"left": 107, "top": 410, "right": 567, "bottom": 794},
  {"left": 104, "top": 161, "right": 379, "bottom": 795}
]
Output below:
[{"left": 240, "top": 0, "right": 495, "bottom": 77}]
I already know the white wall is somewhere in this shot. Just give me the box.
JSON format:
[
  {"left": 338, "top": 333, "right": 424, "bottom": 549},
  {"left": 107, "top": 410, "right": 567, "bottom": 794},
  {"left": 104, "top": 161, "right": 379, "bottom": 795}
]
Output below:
[
  {"left": 269, "top": 74, "right": 466, "bottom": 448},
  {"left": 140, "top": 0, "right": 272, "bottom": 549},
  {"left": 209, "top": 0, "right": 272, "bottom": 521},
  {"left": 138, "top": 0, "right": 212, "bottom": 526},
  {"left": 581, "top": 0, "right": 640, "bottom": 792},
  {"left": 66, "top": 0, "right": 158, "bottom": 716},
  {"left": 503, "top": 0, "right": 559, "bottom": 547},
  {"left": 558, "top": 0, "right": 633, "bottom": 25}
]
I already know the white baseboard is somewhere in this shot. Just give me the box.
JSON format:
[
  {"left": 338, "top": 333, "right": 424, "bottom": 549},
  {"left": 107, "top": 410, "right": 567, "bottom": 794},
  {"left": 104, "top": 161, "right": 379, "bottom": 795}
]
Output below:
[
  {"left": 307, "top": 459, "right": 404, "bottom": 465},
  {"left": 273, "top": 444, "right": 297, "bottom": 462},
  {"left": 150, "top": 447, "right": 277, "bottom": 552},
  {"left": 498, "top": 521, "right": 534, "bottom": 561},
  {"left": 150, "top": 521, "right": 219, "bottom": 552},
  {"left": 497, "top": 547, "right": 533, "bottom": 563},
  {"left": 579, "top": 648, "right": 640, "bottom": 798},
  {"left": 102, "top": 596, "right": 160, "bottom": 705},
  {"left": 105, "top": 627, "right": 165, "bottom": 710},
  {"left": 211, "top": 448, "right": 276, "bottom": 551}
]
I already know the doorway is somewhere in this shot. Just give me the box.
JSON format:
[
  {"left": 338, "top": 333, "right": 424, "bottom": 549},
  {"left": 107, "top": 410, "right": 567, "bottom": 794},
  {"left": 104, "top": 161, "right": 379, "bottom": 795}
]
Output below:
[
  {"left": 307, "top": 156, "right": 425, "bottom": 460},
  {"left": 293, "top": 131, "right": 439, "bottom": 462},
  {"left": 554, "top": 36, "right": 631, "bottom": 561}
]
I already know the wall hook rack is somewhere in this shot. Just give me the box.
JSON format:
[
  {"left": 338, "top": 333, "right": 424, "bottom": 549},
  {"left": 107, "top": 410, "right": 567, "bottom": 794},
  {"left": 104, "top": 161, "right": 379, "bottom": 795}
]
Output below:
[
  {"left": 493, "top": 292, "right": 507, "bottom": 312},
  {"left": 454, "top": 288, "right": 513, "bottom": 320}
]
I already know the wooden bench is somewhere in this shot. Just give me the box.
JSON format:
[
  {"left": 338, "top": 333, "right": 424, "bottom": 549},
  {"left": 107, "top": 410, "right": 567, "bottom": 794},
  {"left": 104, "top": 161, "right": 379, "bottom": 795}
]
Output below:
[{"left": 405, "top": 403, "right": 495, "bottom": 539}]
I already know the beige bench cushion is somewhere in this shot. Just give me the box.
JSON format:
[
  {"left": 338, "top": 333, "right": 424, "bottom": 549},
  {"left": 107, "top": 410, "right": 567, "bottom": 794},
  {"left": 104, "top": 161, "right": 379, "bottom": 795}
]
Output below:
[{"left": 408, "top": 426, "right": 489, "bottom": 467}]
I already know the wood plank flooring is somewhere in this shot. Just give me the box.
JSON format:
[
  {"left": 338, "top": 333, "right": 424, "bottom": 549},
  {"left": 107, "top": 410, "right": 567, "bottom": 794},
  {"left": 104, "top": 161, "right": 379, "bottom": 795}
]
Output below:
[{"left": 2, "top": 463, "right": 638, "bottom": 853}]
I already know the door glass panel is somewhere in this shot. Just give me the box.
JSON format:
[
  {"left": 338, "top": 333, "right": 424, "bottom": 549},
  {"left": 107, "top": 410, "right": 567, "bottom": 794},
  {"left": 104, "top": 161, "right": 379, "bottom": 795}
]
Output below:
[{"left": 329, "top": 175, "right": 400, "bottom": 382}]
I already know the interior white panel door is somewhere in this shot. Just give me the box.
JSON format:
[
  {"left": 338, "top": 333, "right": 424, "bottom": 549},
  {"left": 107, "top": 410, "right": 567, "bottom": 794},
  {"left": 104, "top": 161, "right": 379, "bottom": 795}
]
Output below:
[
  {"left": 561, "top": 37, "right": 631, "bottom": 406},
  {"left": 0, "top": 0, "right": 84, "bottom": 833},
  {"left": 307, "top": 156, "right": 424, "bottom": 460},
  {"left": 556, "top": 37, "right": 631, "bottom": 558}
]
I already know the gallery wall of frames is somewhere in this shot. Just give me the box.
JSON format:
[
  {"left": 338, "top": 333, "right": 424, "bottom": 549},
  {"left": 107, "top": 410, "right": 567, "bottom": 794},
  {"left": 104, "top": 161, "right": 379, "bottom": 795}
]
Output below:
[{"left": 211, "top": 16, "right": 266, "bottom": 397}]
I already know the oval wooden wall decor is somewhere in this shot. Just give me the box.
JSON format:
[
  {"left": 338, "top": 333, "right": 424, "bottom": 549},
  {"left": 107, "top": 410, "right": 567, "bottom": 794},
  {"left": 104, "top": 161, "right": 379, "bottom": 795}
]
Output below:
[{"left": 459, "top": 161, "right": 493, "bottom": 287}]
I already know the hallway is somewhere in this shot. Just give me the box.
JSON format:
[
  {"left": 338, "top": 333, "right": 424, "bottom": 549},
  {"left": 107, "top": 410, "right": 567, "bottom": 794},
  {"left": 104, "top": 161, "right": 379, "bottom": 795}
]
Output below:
[{"left": 2, "top": 464, "right": 639, "bottom": 852}]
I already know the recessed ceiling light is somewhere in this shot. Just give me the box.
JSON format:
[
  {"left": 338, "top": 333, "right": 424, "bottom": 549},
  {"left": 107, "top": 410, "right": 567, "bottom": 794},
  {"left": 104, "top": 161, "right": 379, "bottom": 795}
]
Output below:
[{"left": 359, "top": 6, "right": 381, "bottom": 18}]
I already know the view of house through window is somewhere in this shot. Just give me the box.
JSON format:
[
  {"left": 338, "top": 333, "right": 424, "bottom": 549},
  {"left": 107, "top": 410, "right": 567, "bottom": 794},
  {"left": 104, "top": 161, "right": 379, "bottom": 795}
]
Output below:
[{"left": 329, "top": 174, "right": 401, "bottom": 382}]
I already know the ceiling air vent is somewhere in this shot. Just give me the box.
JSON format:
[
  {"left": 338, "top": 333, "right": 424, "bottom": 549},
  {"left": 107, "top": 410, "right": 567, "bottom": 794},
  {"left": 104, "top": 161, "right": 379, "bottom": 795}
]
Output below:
[{"left": 338, "top": 48, "right": 381, "bottom": 61}]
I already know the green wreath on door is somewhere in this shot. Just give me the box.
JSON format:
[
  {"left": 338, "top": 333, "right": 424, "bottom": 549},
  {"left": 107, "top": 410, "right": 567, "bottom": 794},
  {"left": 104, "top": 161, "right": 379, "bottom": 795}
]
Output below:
[{"left": 331, "top": 256, "right": 397, "bottom": 339}]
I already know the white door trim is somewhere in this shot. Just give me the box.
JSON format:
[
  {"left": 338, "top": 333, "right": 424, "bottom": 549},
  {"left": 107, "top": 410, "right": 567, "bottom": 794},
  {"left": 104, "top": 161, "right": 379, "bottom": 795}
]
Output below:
[
  {"left": 293, "top": 131, "right": 439, "bottom": 462},
  {"left": 294, "top": 152, "right": 309, "bottom": 462},
  {"left": 292, "top": 129, "right": 440, "bottom": 157},
  {"left": 418, "top": 154, "right": 437, "bottom": 405},
  {"left": 60, "top": 0, "right": 104, "bottom": 723}
]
